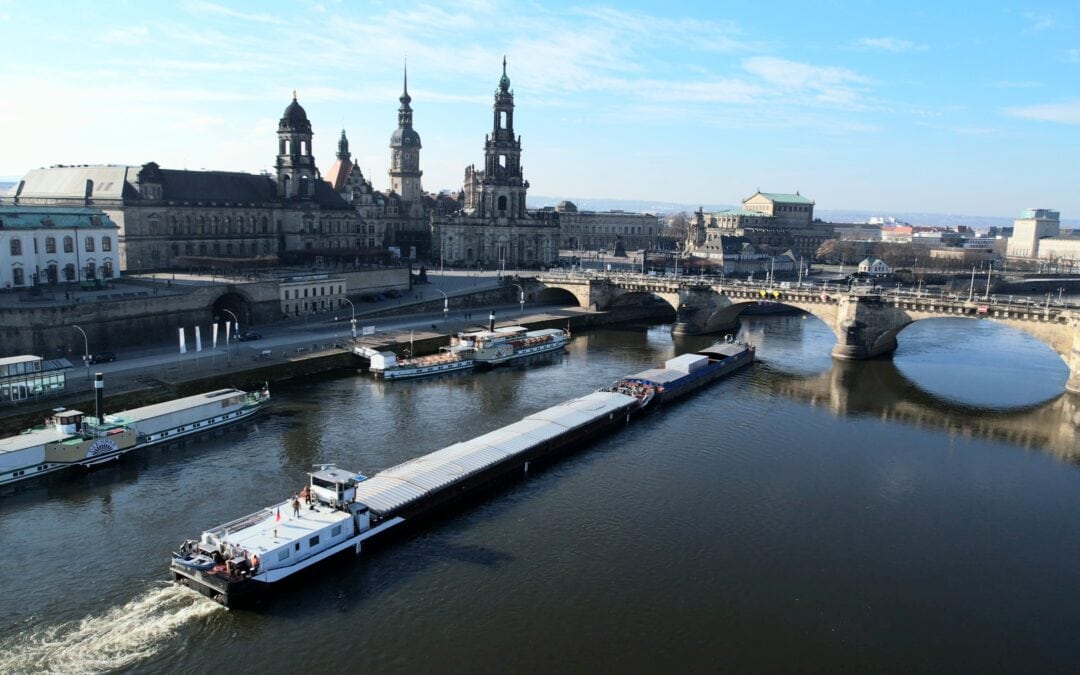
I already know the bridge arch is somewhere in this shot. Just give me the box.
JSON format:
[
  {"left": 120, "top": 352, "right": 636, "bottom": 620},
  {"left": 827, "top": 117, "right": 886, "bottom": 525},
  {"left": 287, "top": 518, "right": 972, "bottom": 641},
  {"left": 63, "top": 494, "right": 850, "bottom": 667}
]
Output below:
[
  {"left": 608, "top": 290, "right": 678, "bottom": 314},
  {"left": 535, "top": 287, "right": 581, "bottom": 307}
]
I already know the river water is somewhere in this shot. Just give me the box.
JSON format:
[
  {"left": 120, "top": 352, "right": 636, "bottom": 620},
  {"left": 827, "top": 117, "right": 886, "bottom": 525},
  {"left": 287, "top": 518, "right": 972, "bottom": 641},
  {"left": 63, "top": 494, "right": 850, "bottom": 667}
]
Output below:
[{"left": 1, "top": 315, "right": 1079, "bottom": 673}]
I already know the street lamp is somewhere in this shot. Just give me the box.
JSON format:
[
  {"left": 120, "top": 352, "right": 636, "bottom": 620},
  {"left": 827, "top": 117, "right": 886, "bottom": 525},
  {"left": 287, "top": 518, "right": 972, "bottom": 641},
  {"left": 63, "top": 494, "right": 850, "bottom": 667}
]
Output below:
[
  {"left": 222, "top": 308, "right": 239, "bottom": 362},
  {"left": 72, "top": 324, "right": 90, "bottom": 380},
  {"left": 341, "top": 297, "right": 356, "bottom": 339},
  {"left": 223, "top": 308, "right": 240, "bottom": 335},
  {"left": 435, "top": 289, "right": 448, "bottom": 322},
  {"left": 511, "top": 283, "right": 525, "bottom": 314}
]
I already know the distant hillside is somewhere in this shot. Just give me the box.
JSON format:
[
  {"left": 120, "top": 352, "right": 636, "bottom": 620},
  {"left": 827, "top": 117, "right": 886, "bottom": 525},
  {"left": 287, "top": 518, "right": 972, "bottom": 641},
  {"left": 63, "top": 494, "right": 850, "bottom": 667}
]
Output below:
[{"left": 528, "top": 195, "right": 1079, "bottom": 230}]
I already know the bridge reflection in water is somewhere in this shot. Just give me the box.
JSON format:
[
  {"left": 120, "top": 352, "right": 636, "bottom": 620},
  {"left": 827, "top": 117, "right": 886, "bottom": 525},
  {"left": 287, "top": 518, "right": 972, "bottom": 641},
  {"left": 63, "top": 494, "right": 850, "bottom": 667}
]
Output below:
[{"left": 766, "top": 358, "right": 1080, "bottom": 463}]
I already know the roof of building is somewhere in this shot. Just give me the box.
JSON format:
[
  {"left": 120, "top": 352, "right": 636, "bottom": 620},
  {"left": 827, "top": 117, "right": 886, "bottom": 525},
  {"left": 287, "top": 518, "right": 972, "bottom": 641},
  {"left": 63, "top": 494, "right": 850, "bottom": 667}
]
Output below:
[
  {"left": 157, "top": 168, "right": 277, "bottom": 203},
  {"left": 859, "top": 257, "right": 888, "bottom": 266},
  {"left": 389, "top": 126, "right": 422, "bottom": 148},
  {"left": 279, "top": 94, "right": 312, "bottom": 132},
  {"left": 714, "top": 209, "right": 773, "bottom": 218},
  {"left": 7, "top": 165, "right": 137, "bottom": 202},
  {"left": 749, "top": 191, "right": 814, "bottom": 205},
  {"left": 324, "top": 158, "right": 354, "bottom": 192},
  {"left": 0, "top": 205, "right": 118, "bottom": 229},
  {"left": 311, "top": 180, "right": 355, "bottom": 210}
]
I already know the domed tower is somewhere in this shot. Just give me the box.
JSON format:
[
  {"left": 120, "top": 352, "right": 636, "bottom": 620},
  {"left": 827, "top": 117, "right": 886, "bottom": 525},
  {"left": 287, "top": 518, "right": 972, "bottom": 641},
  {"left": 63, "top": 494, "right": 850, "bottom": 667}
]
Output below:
[
  {"left": 276, "top": 92, "right": 318, "bottom": 199},
  {"left": 389, "top": 65, "right": 423, "bottom": 202}
]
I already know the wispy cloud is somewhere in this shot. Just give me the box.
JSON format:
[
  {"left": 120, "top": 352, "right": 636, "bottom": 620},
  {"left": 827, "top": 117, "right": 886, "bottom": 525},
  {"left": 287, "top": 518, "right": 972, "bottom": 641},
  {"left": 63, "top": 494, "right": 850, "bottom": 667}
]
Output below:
[
  {"left": 1005, "top": 100, "right": 1080, "bottom": 124},
  {"left": 1022, "top": 11, "right": 1055, "bottom": 33},
  {"left": 855, "top": 36, "right": 927, "bottom": 52},
  {"left": 741, "top": 57, "right": 872, "bottom": 109},
  {"left": 991, "top": 80, "right": 1043, "bottom": 88},
  {"left": 1066, "top": 48, "right": 1080, "bottom": 63},
  {"left": 172, "top": 115, "right": 226, "bottom": 130},
  {"left": 181, "top": 0, "right": 286, "bottom": 25},
  {"left": 101, "top": 25, "right": 150, "bottom": 46}
]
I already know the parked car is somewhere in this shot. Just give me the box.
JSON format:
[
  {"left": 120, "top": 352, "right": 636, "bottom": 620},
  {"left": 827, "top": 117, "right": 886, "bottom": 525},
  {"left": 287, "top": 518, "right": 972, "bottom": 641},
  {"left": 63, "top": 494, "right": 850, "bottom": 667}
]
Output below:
[
  {"left": 236, "top": 332, "right": 262, "bottom": 342},
  {"left": 88, "top": 351, "right": 117, "bottom": 364}
]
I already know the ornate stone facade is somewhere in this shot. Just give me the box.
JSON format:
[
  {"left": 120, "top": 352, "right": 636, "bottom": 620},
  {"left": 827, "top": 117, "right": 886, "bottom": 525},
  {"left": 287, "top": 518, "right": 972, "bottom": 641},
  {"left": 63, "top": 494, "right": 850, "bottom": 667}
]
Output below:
[
  {"left": 6, "top": 95, "right": 359, "bottom": 272},
  {"left": 550, "top": 201, "right": 659, "bottom": 252},
  {"left": 433, "top": 59, "right": 558, "bottom": 268},
  {"left": 686, "top": 191, "right": 831, "bottom": 263}
]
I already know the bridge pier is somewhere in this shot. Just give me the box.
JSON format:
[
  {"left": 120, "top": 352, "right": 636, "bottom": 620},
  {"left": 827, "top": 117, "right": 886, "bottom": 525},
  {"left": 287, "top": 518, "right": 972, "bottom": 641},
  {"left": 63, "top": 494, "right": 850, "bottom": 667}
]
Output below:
[
  {"left": 829, "top": 295, "right": 901, "bottom": 361},
  {"left": 1068, "top": 329, "right": 1080, "bottom": 394}
]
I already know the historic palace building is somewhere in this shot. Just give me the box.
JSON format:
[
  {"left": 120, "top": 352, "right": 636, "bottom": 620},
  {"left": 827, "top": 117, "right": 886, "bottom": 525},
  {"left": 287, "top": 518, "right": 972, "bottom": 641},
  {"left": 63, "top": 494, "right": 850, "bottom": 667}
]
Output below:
[
  {"left": 6, "top": 95, "right": 358, "bottom": 272},
  {"left": 686, "top": 191, "right": 832, "bottom": 263},
  {"left": 433, "top": 59, "right": 559, "bottom": 268}
]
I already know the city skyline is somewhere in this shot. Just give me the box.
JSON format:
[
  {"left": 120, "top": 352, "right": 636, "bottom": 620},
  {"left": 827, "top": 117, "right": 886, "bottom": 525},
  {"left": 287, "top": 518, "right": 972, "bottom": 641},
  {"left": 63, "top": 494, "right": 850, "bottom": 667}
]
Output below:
[{"left": 2, "top": 0, "right": 1079, "bottom": 217}]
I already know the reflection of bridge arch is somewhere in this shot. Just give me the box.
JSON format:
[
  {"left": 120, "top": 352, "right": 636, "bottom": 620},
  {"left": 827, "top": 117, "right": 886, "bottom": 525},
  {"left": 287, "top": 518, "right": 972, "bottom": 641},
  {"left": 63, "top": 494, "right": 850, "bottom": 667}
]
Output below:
[{"left": 766, "top": 359, "right": 1080, "bottom": 461}]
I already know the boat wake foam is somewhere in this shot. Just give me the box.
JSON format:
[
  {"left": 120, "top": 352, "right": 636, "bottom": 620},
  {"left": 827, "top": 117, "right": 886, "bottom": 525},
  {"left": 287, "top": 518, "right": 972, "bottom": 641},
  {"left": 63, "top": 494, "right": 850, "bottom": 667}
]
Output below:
[{"left": 0, "top": 584, "right": 221, "bottom": 674}]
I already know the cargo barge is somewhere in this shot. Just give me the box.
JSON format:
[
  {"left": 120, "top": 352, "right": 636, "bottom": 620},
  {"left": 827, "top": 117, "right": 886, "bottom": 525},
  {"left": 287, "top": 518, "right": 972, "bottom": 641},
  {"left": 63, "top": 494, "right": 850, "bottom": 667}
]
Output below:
[
  {"left": 170, "top": 343, "right": 751, "bottom": 607},
  {"left": 607, "top": 338, "right": 755, "bottom": 404}
]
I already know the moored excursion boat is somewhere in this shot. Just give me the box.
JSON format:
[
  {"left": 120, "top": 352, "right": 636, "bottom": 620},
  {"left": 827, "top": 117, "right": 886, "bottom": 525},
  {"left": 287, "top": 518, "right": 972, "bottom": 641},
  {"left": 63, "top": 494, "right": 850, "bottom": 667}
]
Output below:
[
  {"left": 0, "top": 408, "right": 137, "bottom": 486},
  {"left": 356, "top": 313, "right": 570, "bottom": 380},
  {"left": 0, "top": 378, "right": 270, "bottom": 488},
  {"left": 172, "top": 342, "right": 754, "bottom": 608}
]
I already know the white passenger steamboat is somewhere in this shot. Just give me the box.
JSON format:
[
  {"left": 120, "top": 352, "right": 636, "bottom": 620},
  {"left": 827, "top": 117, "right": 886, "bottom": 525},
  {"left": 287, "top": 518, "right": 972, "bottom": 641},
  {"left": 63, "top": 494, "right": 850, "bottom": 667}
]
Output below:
[
  {"left": 0, "top": 379, "right": 269, "bottom": 487},
  {"left": 359, "top": 313, "right": 570, "bottom": 380}
]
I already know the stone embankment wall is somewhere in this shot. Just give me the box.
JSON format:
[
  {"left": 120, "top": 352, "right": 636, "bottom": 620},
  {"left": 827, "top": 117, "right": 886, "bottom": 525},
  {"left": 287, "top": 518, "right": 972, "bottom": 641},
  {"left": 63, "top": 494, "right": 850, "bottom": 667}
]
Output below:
[{"left": 0, "top": 268, "right": 409, "bottom": 356}]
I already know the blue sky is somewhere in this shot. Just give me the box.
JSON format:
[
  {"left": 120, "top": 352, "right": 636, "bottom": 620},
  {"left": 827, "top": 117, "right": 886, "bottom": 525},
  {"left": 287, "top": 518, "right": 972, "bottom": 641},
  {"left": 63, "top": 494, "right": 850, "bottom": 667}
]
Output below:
[{"left": 2, "top": 0, "right": 1078, "bottom": 217}]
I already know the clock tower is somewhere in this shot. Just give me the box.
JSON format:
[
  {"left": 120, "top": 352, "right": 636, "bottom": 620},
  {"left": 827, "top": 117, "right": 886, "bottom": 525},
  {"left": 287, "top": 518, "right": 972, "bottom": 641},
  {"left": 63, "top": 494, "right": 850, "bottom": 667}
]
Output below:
[{"left": 388, "top": 65, "right": 423, "bottom": 202}]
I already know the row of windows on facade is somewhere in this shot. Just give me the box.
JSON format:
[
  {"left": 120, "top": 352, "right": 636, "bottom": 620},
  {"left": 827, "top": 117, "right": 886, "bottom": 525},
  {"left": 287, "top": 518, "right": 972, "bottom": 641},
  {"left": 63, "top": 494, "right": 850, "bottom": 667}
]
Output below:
[
  {"left": 283, "top": 298, "right": 351, "bottom": 316},
  {"left": 568, "top": 225, "right": 656, "bottom": 234},
  {"left": 9, "top": 261, "right": 114, "bottom": 286},
  {"left": 168, "top": 240, "right": 274, "bottom": 257},
  {"left": 9, "top": 236, "right": 111, "bottom": 256},
  {"left": 155, "top": 216, "right": 358, "bottom": 237},
  {"left": 282, "top": 284, "right": 344, "bottom": 300},
  {"left": 747, "top": 205, "right": 810, "bottom": 213}
]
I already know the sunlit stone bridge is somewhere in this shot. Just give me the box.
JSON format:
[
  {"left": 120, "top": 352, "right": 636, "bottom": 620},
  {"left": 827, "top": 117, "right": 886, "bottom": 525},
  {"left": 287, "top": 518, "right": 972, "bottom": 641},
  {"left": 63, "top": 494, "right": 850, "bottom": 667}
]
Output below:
[{"left": 533, "top": 271, "right": 1080, "bottom": 393}]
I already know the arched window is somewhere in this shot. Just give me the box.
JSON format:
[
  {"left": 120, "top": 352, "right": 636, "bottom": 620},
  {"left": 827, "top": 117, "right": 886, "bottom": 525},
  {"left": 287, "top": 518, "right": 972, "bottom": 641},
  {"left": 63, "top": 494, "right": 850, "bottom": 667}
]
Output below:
[
  {"left": 47, "top": 264, "right": 58, "bottom": 284},
  {"left": 103, "top": 261, "right": 114, "bottom": 278},
  {"left": 45, "top": 237, "right": 56, "bottom": 253},
  {"left": 199, "top": 216, "right": 206, "bottom": 234},
  {"left": 261, "top": 216, "right": 269, "bottom": 233},
  {"left": 85, "top": 236, "right": 95, "bottom": 252},
  {"left": 498, "top": 196, "right": 508, "bottom": 211},
  {"left": 64, "top": 263, "right": 76, "bottom": 281},
  {"left": 9, "top": 238, "right": 21, "bottom": 255},
  {"left": 102, "top": 236, "right": 111, "bottom": 252},
  {"left": 12, "top": 267, "right": 24, "bottom": 286}
]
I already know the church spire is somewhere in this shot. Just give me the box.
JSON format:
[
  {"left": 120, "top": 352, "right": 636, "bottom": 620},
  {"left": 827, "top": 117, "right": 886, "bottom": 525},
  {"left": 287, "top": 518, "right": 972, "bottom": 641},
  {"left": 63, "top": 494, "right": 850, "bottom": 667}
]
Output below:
[
  {"left": 397, "top": 63, "right": 413, "bottom": 128},
  {"left": 336, "top": 129, "right": 351, "bottom": 161}
]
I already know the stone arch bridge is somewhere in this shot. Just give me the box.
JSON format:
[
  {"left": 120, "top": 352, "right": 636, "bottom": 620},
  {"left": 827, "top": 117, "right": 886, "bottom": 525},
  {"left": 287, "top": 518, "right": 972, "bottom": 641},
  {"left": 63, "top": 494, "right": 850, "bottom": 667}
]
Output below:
[{"left": 534, "top": 273, "right": 1080, "bottom": 393}]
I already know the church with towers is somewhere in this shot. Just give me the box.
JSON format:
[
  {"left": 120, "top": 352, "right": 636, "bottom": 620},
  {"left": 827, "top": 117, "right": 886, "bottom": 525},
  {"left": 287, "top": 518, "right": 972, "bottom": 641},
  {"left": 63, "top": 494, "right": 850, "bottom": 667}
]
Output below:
[
  {"left": 5, "top": 58, "right": 559, "bottom": 272},
  {"left": 433, "top": 58, "right": 559, "bottom": 268}
]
